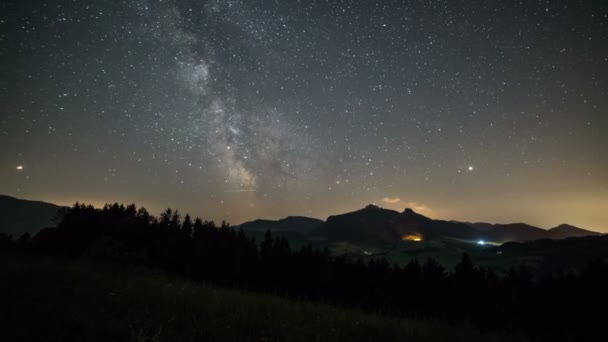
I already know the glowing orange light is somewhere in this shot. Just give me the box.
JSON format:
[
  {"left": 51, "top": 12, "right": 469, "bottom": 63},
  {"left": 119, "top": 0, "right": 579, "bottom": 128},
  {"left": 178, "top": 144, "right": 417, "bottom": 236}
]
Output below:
[{"left": 402, "top": 233, "right": 423, "bottom": 242}]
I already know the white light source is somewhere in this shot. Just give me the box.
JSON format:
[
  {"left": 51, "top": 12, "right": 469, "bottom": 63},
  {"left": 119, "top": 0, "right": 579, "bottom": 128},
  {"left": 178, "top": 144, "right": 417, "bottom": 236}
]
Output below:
[
  {"left": 477, "top": 240, "right": 485, "bottom": 245},
  {"left": 16, "top": 165, "right": 24, "bottom": 171}
]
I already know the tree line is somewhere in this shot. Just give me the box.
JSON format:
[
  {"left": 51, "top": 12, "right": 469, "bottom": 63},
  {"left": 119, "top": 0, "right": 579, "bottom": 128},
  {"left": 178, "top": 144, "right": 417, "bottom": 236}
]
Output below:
[{"left": 1, "top": 202, "right": 607, "bottom": 341}]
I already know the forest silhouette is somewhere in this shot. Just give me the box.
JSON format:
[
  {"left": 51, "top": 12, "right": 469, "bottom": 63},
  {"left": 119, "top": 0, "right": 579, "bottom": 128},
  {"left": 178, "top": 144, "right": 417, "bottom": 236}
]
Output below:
[{"left": 2, "top": 202, "right": 607, "bottom": 341}]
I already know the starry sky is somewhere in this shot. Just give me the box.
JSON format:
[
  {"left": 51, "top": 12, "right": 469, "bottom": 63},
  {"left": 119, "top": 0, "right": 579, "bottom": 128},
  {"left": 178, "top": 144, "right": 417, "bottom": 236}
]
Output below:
[{"left": 1, "top": 0, "right": 607, "bottom": 231}]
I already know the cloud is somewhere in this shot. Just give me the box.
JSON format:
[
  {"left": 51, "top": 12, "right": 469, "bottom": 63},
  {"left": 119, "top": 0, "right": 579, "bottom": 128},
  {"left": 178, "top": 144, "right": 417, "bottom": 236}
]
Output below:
[
  {"left": 382, "top": 197, "right": 430, "bottom": 212},
  {"left": 406, "top": 202, "right": 428, "bottom": 211}
]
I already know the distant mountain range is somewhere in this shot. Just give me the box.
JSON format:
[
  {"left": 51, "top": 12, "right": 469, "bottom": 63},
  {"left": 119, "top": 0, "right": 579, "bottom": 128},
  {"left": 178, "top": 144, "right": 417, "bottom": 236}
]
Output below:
[
  {"left": 482, "top": 223, "right": 600, "bottom": 242},
  {"left": 306, "top": 205, "right": 485, "bottom": 245},
  {"left": 0, "top": 195, "right": 66, "bottom": 237},
  {"left": 240, "top": 204, "right": 601, "bottom": 244},
  {"left": 1, "top": 195, "right": 602, "bottom": 244}
]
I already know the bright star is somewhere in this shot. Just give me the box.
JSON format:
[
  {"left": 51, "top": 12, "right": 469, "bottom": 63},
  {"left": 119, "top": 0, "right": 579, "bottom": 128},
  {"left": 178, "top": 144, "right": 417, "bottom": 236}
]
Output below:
[
  {"left": 468, "top": 166, "right": 474, "bottom": 171},
  {"left": 16, "top": 165, "right": 24, "bottom": 171}
]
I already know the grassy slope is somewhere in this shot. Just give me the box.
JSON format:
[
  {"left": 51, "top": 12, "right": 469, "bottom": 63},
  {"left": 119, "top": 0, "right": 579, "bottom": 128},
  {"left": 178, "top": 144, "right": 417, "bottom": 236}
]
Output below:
[{"left": 0, "top": 255, "right": 516, "bottom": 342}]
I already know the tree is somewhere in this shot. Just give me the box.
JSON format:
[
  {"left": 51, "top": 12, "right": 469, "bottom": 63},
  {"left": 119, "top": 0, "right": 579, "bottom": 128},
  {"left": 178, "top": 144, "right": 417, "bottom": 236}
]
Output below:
[
  {"left": 181, "top": 214, "right": 193, "bottom": 238},
  {"left": 192, "top": 217, "right": 204, "bottom": 240},
  {"left": 159, "top": 208, "right": 173, "bottom": 229},
  {"left": 422, "top": 257, "right": 446, "bottom": 283},
  {"left": 454, "top": 253, "right": 475, "bottom": 283},
  {"left": 170, "top": 210, "right": 181, "bottom": 230}
]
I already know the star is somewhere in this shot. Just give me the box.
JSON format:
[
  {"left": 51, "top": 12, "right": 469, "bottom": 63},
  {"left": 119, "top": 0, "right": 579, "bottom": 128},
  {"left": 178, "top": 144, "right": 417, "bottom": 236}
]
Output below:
[{"left": 0, "top": 0, "right": 604, "bottom": 229}]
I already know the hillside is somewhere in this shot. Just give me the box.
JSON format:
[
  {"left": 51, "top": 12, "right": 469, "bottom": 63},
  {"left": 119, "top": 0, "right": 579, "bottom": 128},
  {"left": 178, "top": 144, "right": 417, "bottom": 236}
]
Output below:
[
  {"left": 474, "top": 223, "right": 602, "bottom": 243},
  {"left": 463, "top": 222, "right": 496, "bottom": 233},
  {"left": 312, "top": 205, "right": 484, "bottom": 245},
  {"left": 311, "top": 205, "right": 401, "bottom": 245},
  {"left": 548, "top": 224, "right": 602, "bottom": 239},
  {"left": 237, "top": 216, "right": 324, "bottom": 233},
  {"left": 0, "top": 255, "right": 513, "bottom": 342},
  {"left": 0, "top": 195, "right": 65, "bottom": 236},
  {"left": 393, "top": 209, "right": 480, "bottom": 240},
  {"left": 485, "top": 223, "right": 550, "bottom": 243}
]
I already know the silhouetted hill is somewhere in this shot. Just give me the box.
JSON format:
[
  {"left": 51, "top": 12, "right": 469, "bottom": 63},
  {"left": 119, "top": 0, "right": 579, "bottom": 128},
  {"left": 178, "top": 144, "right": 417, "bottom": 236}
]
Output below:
[
  {"left": 311, "top": 206, "right": 480, "bottom": 244},
  {"left": 237, "top": 216, "right": 323, "bottom": 234},
  {"left": 312, "top": 205, "right": 602, "bottom": 245},
  {"left": 463, "top": 222, "right": 496, "bottom": 233},
  {"left": 548, "top": 224, "right": 602, "bottom": 239},
  {"left": 0, "top": 195, "right": 65, "bottom": 236},
  {"left": 393, "top": 209, "right": 480, "bottom": 240},
  {"left": 311, "top": 205, "right": 401, "bottom": 244},
  {"left": 479, "top": 223, "right": 601, "bottom": 243},
  {"left": 485, "top": 223, "right": 549, "bottom": 243}
]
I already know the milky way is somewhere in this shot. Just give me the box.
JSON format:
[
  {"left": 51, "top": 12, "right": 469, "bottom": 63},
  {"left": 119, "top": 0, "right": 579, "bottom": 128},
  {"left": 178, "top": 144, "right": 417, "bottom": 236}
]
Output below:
[
  {"left": 146, "top": 1, "right": 317, "bottom": 192},
  {"left": 1, "top": 0, "right": 607, "bottom": 230}
]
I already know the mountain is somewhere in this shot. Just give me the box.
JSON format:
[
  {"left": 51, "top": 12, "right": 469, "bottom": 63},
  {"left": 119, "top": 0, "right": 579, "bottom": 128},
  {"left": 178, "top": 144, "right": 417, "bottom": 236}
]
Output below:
[
  {"left": 467, "top": 222, "right": 602, "bottom": 243},
  {"left": 0, "top": 195, "right": 65, "bottom": 237},
  {"left": 463, "top": 222, "right": 496, "bottom": 233},
  {"left": 393, "top": 209, "right": 480, "bottom": 240},
  {"left": 311, "top": 205, "right": 480, "bottom": 245},
  {"left": 311, "top": 204, "right": 602, "bottom": 245},
  {"left": 484, "top": 223, "right": 549, "bottom": 243},
  {"left": 310, "top": 205, "right": 401, "bottom": 244},
  {"left": 237, "top": 216, "right": 324, "bottom": 234},
  {"left": 548, "top": 224, "right": 602, "bottom": 239}
]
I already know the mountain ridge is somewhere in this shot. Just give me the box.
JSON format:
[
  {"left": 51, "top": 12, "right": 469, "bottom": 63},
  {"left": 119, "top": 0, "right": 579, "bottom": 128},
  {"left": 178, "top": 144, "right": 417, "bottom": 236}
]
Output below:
[
  {"left": 1, "top": 195, "right": 602, "bottom": 244},
  {"left": 311, "top": 204, "right": 602, "bottom": 244}
]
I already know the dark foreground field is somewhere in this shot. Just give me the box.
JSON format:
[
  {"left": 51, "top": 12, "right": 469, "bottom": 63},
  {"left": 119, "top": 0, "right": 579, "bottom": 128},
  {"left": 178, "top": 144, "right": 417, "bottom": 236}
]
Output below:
[{"left": 0, "top": 255, "right": 516, "bottom": 342}]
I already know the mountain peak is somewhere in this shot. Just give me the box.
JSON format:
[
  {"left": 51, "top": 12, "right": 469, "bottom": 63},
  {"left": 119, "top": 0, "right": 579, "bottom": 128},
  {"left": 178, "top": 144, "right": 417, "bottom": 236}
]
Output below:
[
  {"left": 402, "top": 208, "right": 417, "bottom": 214},
  {"left": 364, "top": 204, "right": 381, "bottom": 210},
  {"left": 554, "top": 224, "right": 577, "bottom": 230},
  {"left": 548, "top": 224, "right": 600, "bottom": 238}
]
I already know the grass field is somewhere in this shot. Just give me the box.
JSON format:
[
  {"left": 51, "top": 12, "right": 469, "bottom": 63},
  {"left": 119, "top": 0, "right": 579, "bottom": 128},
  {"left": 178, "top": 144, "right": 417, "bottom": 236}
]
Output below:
[{"left": 0, "top": 254, "right": 519, "bottom": 342}]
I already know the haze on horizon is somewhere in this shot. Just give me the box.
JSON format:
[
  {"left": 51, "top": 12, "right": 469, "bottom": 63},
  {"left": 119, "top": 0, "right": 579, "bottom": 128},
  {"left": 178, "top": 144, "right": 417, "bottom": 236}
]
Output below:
[{"left": 1, "top": 1, "right": 607, "bottom": 232}]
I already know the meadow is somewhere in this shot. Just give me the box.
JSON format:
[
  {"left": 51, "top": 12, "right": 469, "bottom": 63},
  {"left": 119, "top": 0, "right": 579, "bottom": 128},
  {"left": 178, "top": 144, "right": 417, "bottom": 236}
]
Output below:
[{"left": 0, "top": 255, "right": 516, "bottom": 342}]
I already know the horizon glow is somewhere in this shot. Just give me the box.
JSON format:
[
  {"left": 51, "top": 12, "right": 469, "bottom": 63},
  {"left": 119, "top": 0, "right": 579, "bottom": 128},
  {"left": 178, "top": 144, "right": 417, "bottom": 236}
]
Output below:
[{"left": 1, "top": 1, "right": 606, "bottom": 232}]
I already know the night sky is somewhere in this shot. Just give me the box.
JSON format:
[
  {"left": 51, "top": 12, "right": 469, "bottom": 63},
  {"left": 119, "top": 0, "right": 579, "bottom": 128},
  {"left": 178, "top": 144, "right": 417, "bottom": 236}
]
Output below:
[{"left": 1, "top": 0, "right": 607, "bottom": 231}]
